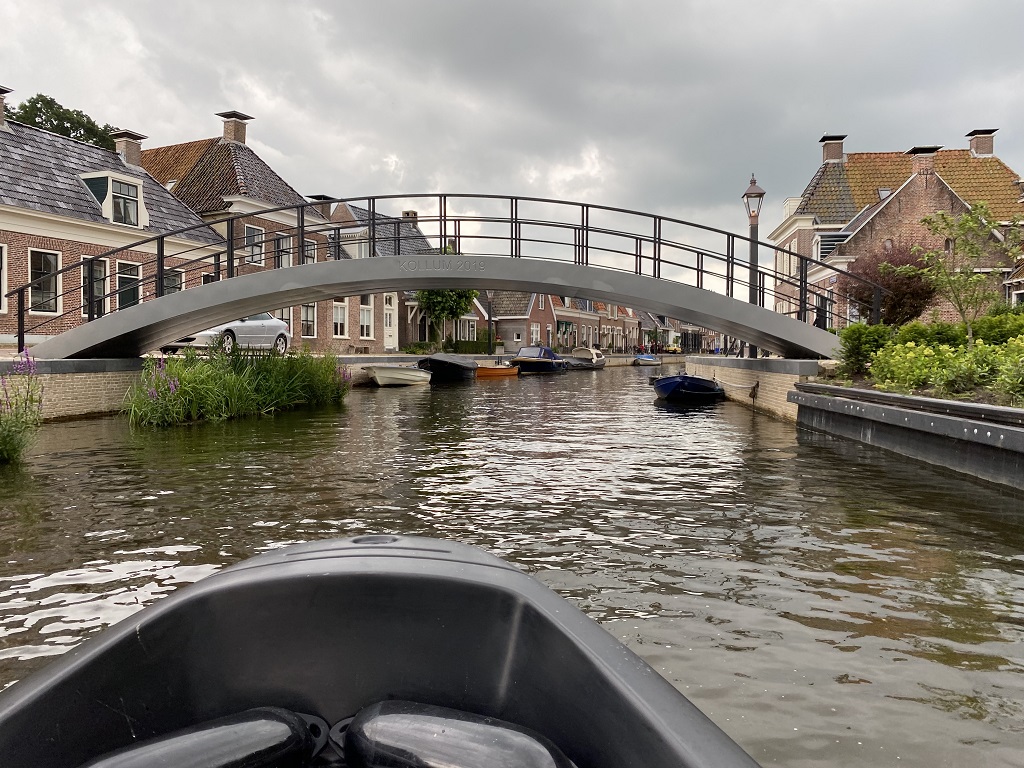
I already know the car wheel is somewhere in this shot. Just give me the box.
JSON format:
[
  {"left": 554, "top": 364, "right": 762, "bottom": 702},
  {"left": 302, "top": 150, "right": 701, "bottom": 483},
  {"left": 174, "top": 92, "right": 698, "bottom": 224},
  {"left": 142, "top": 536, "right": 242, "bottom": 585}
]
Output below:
[
  {"left": 221, "top": 331, "right": 236, "bottom": 354},
  {"left": 273, "top": 334, "right": 288, "bottom": 355}
]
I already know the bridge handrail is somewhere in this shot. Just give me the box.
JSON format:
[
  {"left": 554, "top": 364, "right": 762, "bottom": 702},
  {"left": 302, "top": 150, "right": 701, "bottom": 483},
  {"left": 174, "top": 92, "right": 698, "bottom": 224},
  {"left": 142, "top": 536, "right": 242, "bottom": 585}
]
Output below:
[{"left": 7, "top": 193, "right": 887, "bottom": 351}]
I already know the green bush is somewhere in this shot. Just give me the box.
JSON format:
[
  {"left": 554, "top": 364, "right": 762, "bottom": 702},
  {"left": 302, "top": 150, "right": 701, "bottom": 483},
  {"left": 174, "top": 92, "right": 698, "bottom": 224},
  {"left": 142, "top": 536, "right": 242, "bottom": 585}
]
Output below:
[
  {"left": 0, "top": 354, "right": 44, "bottom": 463},
  {"left": 971, "top": 313, "right": 1024, "bottom": 345},
  {"left": 931, "top": 340, "right": 1000, "bottom": 396},
  {"left": 893, "top": 321, "right": 966, "bottom": 348},
  {"left": 124, "top": 347, "right": 351, "bottom": 428},
  {"left": 870, "top": 341, "right": 955, "bottom": 391},
  {"left": 838, "top": 323, "right": 892, "bottom": 376},
  {"left": 993, "top": 335, "right": 1024, "bottom": 406}
]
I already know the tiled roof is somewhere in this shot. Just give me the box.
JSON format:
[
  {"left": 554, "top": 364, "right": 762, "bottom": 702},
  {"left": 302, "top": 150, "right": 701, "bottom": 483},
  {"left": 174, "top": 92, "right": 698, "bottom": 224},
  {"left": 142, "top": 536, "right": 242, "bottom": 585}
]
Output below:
[
  {"left": 141, "top": 138, "right": 325, "bottom": 219},
  {"left": 334, "top": 203, "right": 434, "bottom": 257},
  {"left": 798, "top": 150, "right": 1024, "bottom": 224},
  {"left": 491, "top": 291, "right": 533, "bottom": 316},
  {"left": 0, "top": 121, "right": 219, "bottom": 243}
]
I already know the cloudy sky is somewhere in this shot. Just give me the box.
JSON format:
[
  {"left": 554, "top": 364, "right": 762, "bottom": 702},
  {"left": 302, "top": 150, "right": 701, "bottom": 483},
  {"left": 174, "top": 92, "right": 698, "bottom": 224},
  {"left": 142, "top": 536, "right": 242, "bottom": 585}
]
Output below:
[{"left": 5, "top": 0, "right": 1024, "bottom": 240}]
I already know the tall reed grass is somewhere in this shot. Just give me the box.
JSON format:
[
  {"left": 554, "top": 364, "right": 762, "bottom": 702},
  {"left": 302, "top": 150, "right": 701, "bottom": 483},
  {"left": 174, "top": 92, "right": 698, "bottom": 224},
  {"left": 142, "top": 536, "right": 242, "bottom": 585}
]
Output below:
[
  {"left": 0, "top": 353, "right": 44, "bottom": 463},
  {"left": 124, "top": 347, "right": 351, "bottom": 428}
]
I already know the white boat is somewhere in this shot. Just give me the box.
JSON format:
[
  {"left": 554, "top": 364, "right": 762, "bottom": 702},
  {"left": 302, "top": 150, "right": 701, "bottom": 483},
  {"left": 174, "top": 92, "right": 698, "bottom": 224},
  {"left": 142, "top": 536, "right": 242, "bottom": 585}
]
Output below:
[
  {"left": 632, "top": 354, "right": 661, "bottom": 366},
  {"left": 365, "top": 364, "right": 431, "bottom": 386},
  {"left": 566, "top": 347, "right": 607, "bottom": 370}
]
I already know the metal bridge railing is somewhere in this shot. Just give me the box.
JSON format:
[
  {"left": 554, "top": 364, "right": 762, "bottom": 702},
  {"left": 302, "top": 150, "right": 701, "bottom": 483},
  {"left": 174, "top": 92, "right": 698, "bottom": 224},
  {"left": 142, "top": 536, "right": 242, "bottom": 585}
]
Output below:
[{"left": 5, "top": 193, "right": 885, "bottom": 352}]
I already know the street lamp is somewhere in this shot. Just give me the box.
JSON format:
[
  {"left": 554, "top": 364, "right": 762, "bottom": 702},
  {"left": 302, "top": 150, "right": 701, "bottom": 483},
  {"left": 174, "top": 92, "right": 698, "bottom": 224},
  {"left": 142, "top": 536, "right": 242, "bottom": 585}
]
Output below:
[
  {"left": 485, "top": 289, "right": 495, "bottom": 355},
  {"left": 742, "top": 174, "right": 765, "bottom": 358}
]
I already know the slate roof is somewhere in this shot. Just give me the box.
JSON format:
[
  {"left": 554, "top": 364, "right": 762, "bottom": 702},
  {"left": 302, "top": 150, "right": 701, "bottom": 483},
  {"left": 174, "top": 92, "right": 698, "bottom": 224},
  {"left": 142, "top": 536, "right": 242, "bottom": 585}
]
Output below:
[
  {"left": 490, "top": 291, "right": 533, "bottom": 317},
  {"left": 0, "top": 120, "right": 219, "bottom": 243},
  {"left": 797, "top": 150, "right": 1024, "bottom": 225},
  {"left": 333, "top": 203, "right": 434, "bottom": 257},
  {"left": 141, "top": 137, "right": 325, "bottom": 220}
]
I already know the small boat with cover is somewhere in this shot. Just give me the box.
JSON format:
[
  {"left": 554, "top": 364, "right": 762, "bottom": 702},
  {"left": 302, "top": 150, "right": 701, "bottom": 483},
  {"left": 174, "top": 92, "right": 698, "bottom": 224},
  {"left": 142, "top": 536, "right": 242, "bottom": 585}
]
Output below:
[
  {"left": 651, "top": 373, "right": 726, "bottom": 403},
  {"left": 0, "top": 536, "right": 760, "bottom": 768},
  {"left": 632, "top": 353, "right": 661, "bottom": 366},
  {"left": 508, "top": 345, "right": 568, "bottom": 374},
  {"left": 564, "top": 346, "right": 607, "bottom": 370},
  {"left": 365, "top": 364, "right": 431, "bottom": 387},
  {"left": 416, "top": 352, "right": 478, "bottom": 382}
]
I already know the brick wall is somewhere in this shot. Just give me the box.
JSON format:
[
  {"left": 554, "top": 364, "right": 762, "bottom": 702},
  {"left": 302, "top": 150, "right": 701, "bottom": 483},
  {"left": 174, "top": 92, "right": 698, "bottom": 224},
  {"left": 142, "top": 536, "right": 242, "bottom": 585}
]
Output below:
[
  {"left": 686, "top": 357, "right": 821, "bottom": 421},
  {"left": 37, "top": 370, "right": 141, "bottom": 421}
]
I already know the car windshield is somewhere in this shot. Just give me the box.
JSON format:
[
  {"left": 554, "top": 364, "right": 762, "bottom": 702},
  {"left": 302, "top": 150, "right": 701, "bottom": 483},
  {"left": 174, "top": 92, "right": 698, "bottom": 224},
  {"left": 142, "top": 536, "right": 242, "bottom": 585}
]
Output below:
[{"left": 249, "top": 313, "right": 273, "bottom": 321}]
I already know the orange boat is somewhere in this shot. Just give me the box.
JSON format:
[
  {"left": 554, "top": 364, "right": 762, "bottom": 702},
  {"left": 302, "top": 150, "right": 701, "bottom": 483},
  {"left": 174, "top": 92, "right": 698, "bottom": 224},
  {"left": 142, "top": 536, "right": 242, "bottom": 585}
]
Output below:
[{"left": 475, "top": 363, "right": 519, "bottom": 378}]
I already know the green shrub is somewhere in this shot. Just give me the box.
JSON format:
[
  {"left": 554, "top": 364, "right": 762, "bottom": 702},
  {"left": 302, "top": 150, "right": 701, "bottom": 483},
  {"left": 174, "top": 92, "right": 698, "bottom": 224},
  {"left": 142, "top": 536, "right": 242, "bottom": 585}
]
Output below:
[
  {"left": 0, "top": 354, "right": 44, "bottom": 463},
  {"left": 838, "top": 323, "right": 892, "bottom": 376},
  {"left": 124, "top": 347, "right": 351, "bottom": 428},
  {"left": 893, "top": 321, "right": 966, "bottom": 348},
  {"left": 870, "top": 341, "right": 955, "bottom": 391},
  {"left": 931, "top": 340, "right": 1000, "bottom": 396},
  {"left": 993, "top": 335, "right": 1024, "bottom": 406},
  {"left": 971, "top": 313, "right": 1024, "bottom": 345}
]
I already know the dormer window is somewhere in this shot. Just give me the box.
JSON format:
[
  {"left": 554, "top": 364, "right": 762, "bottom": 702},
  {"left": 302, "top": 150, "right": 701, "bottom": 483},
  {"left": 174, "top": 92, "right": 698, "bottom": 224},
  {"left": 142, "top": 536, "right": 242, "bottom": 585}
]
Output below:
[
  {"left": 80, "top": 171, "right": 149, "bottom": 228},
  {"left": 112, "top": 180, "right": 139, "bottom": 226},
  {"left": 878, "top": 188, "right": 891, "bottom": 201}
]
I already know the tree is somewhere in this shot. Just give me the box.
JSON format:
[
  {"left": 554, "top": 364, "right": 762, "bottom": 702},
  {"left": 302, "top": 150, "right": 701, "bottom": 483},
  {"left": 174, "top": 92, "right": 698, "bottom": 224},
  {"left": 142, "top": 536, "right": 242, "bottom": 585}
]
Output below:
[
  {"left": 415, "top": 289, "right": 479, "bottom": 344},
  {"left": 895, "top": 202, "right": 1022, "bottom": 347},
  {"left": 836, "top": 243, "right": 937, "bottom": 326},
  {"left": 7, "top": 94, "right": 117, "bottom": 150}
]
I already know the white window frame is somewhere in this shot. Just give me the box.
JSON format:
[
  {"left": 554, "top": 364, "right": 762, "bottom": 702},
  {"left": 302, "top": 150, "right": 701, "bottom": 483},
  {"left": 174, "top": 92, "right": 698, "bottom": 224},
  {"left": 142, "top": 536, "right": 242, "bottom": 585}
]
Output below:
[
  {"left": 81, "top": 257, "right": 110, "bottom": 317},
  {"left": 275, "top": 234, "right": 292, "bottom": 268},
  {"left": 538, "top": 294, "right": 544, "bottom": 310},
  {"left": 301, "top": 303, "right": 316, "bottom": 338},
  {"left": 303, "top": 239, "right": 317, "bottom": 264},
  {"left": 116, "top": 260, "right": 141, "bottom": 311},
  {"left": 333, "top": 299, "right": 349, "bottom": 338},
  {"left": 28, "top": 249, "right": 62, "bottom": 315},
  {"left": 530, "top": 323, "right": 540, "bottom": 344},
  {"left": 359, "top": 294, "right": 374, "bottom": 339},
  {"left": 111, "top": 179, "right": 140, "bottom": 226},
  {"left": 273, "top": 306, "right": 291, "bottom": 333},
  {"left": 79, "top": 171, "right": 150, "bottom": 228},
  {"left": 459, "top": 319, "right": 476, "bottom": 341},
  {"left": 244, "top": 225, "right": 265, "bottom": 265},
  {"left": 162, "top": 268, "right": 183, "bottom": 295},
  {"left": 513, "top": 332, "right": 522, "bottom": 343}
]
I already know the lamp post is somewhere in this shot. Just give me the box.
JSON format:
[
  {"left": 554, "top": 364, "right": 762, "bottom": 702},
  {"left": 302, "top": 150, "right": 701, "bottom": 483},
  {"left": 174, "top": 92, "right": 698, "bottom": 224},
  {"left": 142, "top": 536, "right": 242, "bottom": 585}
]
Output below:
[
  {"left": 742, "top": 174, "right": 765, "bottom": 358},
  {"left": 485, "top": 289, "right": 495, "bottom": 355}
]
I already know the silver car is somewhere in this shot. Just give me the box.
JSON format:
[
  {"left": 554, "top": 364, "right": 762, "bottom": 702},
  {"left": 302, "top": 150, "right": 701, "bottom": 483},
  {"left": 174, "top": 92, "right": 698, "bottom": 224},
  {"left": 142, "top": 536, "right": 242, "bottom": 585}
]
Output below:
[{"left": 164, "top": 312, "right": 291, "bottom": 354}]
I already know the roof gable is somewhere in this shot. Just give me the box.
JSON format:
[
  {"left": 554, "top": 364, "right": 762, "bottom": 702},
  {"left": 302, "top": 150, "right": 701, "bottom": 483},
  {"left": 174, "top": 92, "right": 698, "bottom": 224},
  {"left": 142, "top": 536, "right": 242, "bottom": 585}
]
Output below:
[{"left": 0, "top": 121, "right": 219, "bottom": 243}]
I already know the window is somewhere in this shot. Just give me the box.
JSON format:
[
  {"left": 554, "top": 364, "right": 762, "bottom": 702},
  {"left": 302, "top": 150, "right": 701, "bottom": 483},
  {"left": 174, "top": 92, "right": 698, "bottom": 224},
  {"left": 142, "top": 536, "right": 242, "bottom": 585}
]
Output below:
[
  {"left": 111, "top": 180, "right": 139, "bottom": 226},
  {"left": 273, "top": 307, "right": 291, "bottom": 332},
  {"left": 116, "top": 262, "right": 141, "bottom": 310},
  {"left": 513, "top": 332, "right": 522, "bottom": 343},
  {"left": 163, "top": 269, "right": 183, "bottom": 295},
  {"left": 539, "top": 294, "right": 544, "bottom": 310},
  {"left": 303, "top": 240, "right": 317, "bottom": 264},
  {"left": 301, "top": 303, "right": 316, "bottom": 338},
  {"left": 202, "top": 272, "right": 218, "bottom": 285},
  {"left": 459, "top": 319, "right": 476, "bottom": 341},
  {"left": 333, "top": 299, "right": 348, "bottom": 337},
  {"left": 359, "top": 294, "right": 373, "bottom": 338},
  {"left": 546, "top": 324, "right": 552, "bottom": 345},
  {"left": 0, "top": 244, "right": 7, "bottom": 314},
  {"left": 244, "top": 225, "right": 265, "bottom": 265},
  {"left": 531, "top": 323, "right": 540, "bottom": 344},
  {"left": 274, "top": 235, "right": 292, "bottom": 268},
  {"left": 30, "top": 250, "right": 60, "bottom": 313},
  {"left": 81, "top": 258, "right": 109, "bottom": 317}
]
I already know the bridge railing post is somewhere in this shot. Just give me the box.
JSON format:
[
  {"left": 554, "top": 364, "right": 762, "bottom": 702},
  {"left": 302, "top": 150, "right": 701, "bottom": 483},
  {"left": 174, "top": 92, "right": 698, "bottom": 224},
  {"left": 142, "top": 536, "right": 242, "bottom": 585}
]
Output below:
[
  {"left": 155, "top": 236, "right": 165, "bottom": 298},
  {"left": 16, "top": 288, "right": 25, "bottom": 353},
  {"left": 226, "top": 218, "right": 235, "bottom": 279},
  {"left": 296, "top": 206, "right": 305, "bottom": 261},
  {"left": 798, "top": 257, "right": 809, "bottom": 322},
  {"left": 85, "top": 258, "right": 95, "bottom": 322},
  {"left": 726, "top": 235, "right": 735, "bottom": 298},
  {"left": 369, "top": 198, "right": 377, "bottom": 257}
]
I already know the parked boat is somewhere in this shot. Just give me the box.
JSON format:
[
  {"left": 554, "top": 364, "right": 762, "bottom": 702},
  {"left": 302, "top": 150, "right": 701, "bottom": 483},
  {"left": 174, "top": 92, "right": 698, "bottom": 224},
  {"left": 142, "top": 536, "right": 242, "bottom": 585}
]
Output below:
[
  {"left": 565, "top": 346, "right": 607, "bottom": 370},
  {"left": 0, "top": 537, "right": 760, "bottom": 768},
  {"left": 508, "top": 345, "right": 568, "bottom": 374},
  {"left": 475, "top": 362, "right": 519, "bottom": 378},
  {"left": 651, "top": 373, "right": 726, "bottom": 404},
  {"left": 365, "top": 364, "right": 431, "bottom": 386},
  {"left": 416, "top": 352, "right": 478, "bottom": 382},
  {"left": 633, "top": 353, "right": 661, "bottom": 366}
]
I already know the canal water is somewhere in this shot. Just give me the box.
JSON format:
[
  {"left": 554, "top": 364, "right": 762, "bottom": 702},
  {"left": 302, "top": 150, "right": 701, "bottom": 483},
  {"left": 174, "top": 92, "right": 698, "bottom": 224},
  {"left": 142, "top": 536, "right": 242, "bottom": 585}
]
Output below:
[{"left": 0, "top": 365, "right": 1022, "bottom": 767}]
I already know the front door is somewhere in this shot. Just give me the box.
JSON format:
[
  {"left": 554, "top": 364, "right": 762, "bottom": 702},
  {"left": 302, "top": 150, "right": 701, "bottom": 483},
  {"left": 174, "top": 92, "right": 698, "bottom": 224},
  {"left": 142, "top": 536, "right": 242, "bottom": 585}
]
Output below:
[{"left": 384, "top": 293, "right": 397, "bottom": 351}]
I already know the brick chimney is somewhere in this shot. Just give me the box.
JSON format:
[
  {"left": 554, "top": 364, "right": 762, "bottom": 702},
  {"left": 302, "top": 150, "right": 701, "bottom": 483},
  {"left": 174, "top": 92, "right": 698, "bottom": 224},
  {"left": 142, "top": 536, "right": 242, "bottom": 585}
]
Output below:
[
  {"left": 820, "top": 134, "right": 847, "bottom": 163},
  {"left": 402, "top": 210, "right": 418, "bottom": 221},
  {"left": 110, "top": 129, "right": 146, "bottom": 167},
  {"left": 907, "top": 145, "right": 942, "bottom": 175},
  {"left": 307, "top": 194, "right": 334, "bottom": 219},
  {"left": 216, "top": 110, "right": 253, "bottom": 143},
  {"left": 0, "top": 85, "right": 12, "bottom": 133},
  {"left": 967, "top": 129, "right": 997, "bottom": 157}
]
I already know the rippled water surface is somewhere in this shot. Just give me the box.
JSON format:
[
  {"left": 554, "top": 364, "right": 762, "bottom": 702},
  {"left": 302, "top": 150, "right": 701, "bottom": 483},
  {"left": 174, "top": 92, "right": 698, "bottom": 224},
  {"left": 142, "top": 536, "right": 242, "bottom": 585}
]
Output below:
[{"left": 1, "top": 366, "right": 1023, "bottom": 767}]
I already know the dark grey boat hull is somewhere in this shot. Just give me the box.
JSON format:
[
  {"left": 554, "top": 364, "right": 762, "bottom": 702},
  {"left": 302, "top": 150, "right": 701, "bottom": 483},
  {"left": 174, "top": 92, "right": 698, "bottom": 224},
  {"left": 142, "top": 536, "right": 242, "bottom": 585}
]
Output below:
[{"left": 0, "top": 536, "right": 760, "bottom": 768}]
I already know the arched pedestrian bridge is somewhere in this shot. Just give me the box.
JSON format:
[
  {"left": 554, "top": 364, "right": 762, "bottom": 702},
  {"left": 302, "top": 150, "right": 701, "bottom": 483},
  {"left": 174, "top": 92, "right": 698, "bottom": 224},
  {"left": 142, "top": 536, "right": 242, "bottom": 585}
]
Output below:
[{"left": 11, "top": 194, "right": 880, "bottom": 360}]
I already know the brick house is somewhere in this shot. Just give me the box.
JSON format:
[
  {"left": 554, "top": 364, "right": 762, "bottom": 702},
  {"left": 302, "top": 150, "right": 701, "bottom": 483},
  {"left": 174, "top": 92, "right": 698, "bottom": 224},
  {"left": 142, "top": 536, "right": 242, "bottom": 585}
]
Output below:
[
  {"left": 769, "top": 131, "right": 1024, "bottom": 326},
  {"left": 0, "top": 86, "right": 222, "bottom": 348}
]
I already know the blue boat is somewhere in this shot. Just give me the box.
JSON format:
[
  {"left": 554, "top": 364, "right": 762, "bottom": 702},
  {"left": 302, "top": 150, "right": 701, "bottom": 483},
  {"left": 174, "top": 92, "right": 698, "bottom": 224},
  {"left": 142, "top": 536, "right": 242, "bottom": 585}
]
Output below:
[
  {"left": 651, "top": 373, "right": 726, "bottom": 403},
  {"left": 509, "top": 345, "right": 568, "bottom": 374}
]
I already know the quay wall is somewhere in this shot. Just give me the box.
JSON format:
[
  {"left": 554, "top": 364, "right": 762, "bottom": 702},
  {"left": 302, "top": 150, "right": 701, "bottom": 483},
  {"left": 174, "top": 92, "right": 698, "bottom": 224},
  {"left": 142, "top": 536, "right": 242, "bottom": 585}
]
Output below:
[{"left": 684, "top": 356, "right": 824, "bottom": 421}]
